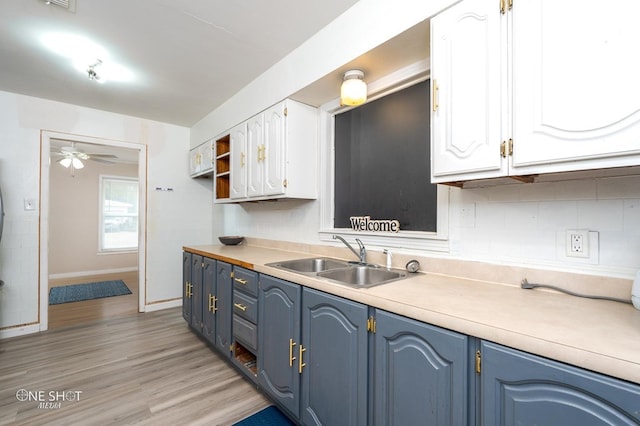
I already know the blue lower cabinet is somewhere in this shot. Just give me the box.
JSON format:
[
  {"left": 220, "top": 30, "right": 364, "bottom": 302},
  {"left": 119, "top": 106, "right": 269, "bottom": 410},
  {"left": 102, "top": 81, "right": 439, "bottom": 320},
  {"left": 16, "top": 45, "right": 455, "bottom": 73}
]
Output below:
[
  {"left": 258, "top": 275, "right": 301, "bottom": 418},
  {"left": 187, "top": 258, "right": 640, "bottom": 426},
  {"left": 201, "top": 257, "right": 217, "bottom": 345},
  {"left": 300, "top": 287, "right": 369, "bottom": 426},
  {"left": 182, "top": 251, "right": 192, "bottom": 324},
  {"left": 481, "top": 340, "right": 640, "bottom": 425},
  {"left": 214, "top": 261, "right": 232, "bottom": 356},
  {"left": 372, "top": 310, "right": 469, "bottom": 426}
]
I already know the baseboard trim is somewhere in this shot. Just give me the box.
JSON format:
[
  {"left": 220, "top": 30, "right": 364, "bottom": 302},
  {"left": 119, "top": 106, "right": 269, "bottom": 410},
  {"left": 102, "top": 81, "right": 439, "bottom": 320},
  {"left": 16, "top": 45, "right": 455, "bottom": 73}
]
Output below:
[
  {"left": 49, "top": 267, "right": 138, "bottom": 280},
  {"left": 0, "top": 323, "right": 41, "bottom": 339},
  {"left": 144, "top": 298, "right": 181, "bottom": 312}
]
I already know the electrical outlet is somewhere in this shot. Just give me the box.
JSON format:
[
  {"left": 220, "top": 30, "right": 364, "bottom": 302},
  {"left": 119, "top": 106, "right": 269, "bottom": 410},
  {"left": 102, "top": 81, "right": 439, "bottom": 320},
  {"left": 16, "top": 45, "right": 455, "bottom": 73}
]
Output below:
[{"left": 566, "top": 229, "right": 589, "bottom": 258}]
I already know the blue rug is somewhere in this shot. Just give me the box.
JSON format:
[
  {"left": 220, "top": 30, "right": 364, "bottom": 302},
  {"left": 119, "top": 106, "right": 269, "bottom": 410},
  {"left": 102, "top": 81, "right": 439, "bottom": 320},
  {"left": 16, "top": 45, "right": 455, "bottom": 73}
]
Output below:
[
  {"left": 233, "top": 406, "right": 294, "bottom": 426},
  {"left": 49, "top": 280, "right": 132, "bottom": 305}
]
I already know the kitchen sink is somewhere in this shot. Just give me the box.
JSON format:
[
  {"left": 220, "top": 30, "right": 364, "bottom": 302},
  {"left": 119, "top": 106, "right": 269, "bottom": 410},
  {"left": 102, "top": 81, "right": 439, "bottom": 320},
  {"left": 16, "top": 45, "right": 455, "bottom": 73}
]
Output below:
[
  {"left": 317, "top": 265, "right": 407, "bottom": 287},
  {"left": 266, "top": 257, "right": 411, "bottom": 288},
  {"left": 267, "top": 257, "right": 351, "bottom": 274}
]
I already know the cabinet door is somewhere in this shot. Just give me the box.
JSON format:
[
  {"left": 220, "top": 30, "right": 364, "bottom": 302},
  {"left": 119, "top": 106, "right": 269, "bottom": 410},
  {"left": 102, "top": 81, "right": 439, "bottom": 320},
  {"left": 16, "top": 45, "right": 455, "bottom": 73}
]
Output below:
[
  {"left": 300, "top": 288, "right": 368, "bottom": 426},
  {"left": 201, "top": 257, "right": 217, "bottom": 345},
  {"left": 511, "top": 0, "right": 640, "bottom": 173},
  {"left": 189, "top": 146, "right": 201, "bottom": 176},
  {"left": 190, "top": 255, "right": 203, "bottom": 331},
  {"left": 373, "top": 310, "right": 469, "bottom": 426},
  {"left": 230, "top": 122, "right": 247, "bottom": 199},
  {"left": 247, "top": 113, "right": 265, "bottom": 197},
  {"left": 215, "top": 261, "right": 233, "bottom": 356},
  {"left": 263, "top": 102, "right": 286, "bottom": 196},
  {"left": 481, "top": 341, "right": 640, "bottom": 425},
  {"left": 258, "top": 275, "right": 301, "bottom": 418},
  {"left": 182, "top": 251, "right": 192, "bottom": 323},
  {"left": 430, "top": 0, "right": 505, "bottom": 183}
]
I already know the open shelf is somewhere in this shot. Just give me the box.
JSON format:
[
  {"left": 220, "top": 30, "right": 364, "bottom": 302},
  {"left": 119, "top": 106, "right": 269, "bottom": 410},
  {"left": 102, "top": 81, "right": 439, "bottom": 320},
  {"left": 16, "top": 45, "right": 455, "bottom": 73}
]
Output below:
[
  {"left": 215, "top": 134, "right": 231, "bottom": 200},
  {"left": 234, "top": 341, "right": 257, "bottom": 377}
]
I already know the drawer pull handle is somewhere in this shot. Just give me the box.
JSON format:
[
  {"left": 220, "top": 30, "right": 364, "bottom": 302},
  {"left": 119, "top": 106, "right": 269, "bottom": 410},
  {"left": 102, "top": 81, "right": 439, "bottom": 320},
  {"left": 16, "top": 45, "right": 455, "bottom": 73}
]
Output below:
[
  {"left": 234, "top": 278, "right": 248, "bottom": 285},
  {"left": 185, "top": 282, "right": 192, "bottom": 298},
  {"left": 289, "top": 339, "right": 297, "bottom": 367},
  {"left": 298, "top": 345, "right": 306, "bottom": 374},
  {"left": 234, "top": 303, "right": 247, "bottom": 312}
]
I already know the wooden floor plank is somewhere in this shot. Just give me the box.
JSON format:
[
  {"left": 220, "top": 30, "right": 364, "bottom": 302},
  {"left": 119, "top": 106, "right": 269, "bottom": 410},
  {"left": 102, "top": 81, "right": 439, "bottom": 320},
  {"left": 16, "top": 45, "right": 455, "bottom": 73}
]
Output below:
[{"left": 0, "top": 308, "right": 269, "bottom": 426}]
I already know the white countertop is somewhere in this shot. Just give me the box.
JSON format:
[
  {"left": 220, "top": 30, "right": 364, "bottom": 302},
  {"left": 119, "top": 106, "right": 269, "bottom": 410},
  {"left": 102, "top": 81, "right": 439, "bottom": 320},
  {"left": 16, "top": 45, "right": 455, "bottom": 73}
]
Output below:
[{"left": 184, "top": 243, "right": 640, "bottom": 385}]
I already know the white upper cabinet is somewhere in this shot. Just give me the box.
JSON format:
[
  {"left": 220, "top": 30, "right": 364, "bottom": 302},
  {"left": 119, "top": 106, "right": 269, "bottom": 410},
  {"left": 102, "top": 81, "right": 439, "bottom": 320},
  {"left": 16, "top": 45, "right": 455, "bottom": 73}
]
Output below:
[
  {"left": 246, "top": 113, "right": 265, "bottom": 197},
  {"left": 431, "top": 0, "right": 505, "bottom": 182},
  {"left": 189, "top": 139, "right": 214, "bottom": 177},
  {"left": 262, "top": 102, "right": 287, "bottom": 196},
  {"left": 230, "top": 122, "right": 247, "bottom": 199},
  {"left": 221, "top": 99, "right": 318, "bottom": 203},
  {"left": 511, "top": 0, "right": 640, "bottom": 174},
  {"left": 431, "top": 0, "right": 640, "bottom": 184}
]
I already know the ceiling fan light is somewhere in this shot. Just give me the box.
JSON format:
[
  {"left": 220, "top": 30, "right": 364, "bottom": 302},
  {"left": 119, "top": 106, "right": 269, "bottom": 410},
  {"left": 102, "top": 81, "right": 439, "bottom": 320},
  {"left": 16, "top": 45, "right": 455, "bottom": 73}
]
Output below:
[
  {"left": 72, "top": 157, "right": 84, "bottom": 169},
  {"left": 59, "top": 158, "right": 72, "bottom": 168}
]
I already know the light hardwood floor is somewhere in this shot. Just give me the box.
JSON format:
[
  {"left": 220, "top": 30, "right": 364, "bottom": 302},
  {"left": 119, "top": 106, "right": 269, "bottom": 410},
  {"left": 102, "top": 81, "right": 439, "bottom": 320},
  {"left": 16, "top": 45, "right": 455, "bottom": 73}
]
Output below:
[
  {"left": 48, "top": 272, "right": 141, "bottom": 329},
  {"left": 1, "top": 277, "right": 270, "bottom": 425}
]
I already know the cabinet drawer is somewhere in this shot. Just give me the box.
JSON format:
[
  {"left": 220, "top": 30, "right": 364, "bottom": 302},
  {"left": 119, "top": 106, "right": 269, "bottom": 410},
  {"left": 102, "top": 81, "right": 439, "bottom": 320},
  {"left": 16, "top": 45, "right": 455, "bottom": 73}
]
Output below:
[
  {"left": 233, "top": 315, "right": 258, "bottom": 352},
  {"left": 233, "top": 291, "right": 258, "bottom": 324},
  {"left": 233, "top": 267, "right": 258, "bottom": 296}
]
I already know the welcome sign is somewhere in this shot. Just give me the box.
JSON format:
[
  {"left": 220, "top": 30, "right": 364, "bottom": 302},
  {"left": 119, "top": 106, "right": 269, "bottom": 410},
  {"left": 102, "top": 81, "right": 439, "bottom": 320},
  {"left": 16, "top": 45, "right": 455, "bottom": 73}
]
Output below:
[{"left": 349, "top": 216, "right": 400, "bottom": 233}]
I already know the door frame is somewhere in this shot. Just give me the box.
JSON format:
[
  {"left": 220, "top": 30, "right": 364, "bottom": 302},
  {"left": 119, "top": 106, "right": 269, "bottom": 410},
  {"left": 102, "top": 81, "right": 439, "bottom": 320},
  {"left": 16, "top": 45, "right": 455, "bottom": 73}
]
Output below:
[{"left": 39, "top": 130, "right": 147, "bottom": 330}]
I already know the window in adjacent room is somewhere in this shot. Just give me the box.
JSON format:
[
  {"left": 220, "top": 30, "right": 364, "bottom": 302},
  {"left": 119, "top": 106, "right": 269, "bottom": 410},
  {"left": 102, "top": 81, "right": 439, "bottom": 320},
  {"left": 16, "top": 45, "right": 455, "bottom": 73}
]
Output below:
[{"left": 100, "top": 176, "right": 139, "bottom": 251}]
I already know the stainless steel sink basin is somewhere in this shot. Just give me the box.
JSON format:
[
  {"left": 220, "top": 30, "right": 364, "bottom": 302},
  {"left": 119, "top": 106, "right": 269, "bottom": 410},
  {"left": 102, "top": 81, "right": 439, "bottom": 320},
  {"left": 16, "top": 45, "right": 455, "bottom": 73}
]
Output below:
[
  {"left": 317, "top": 265, "right": 407, "bottom": 287},
  {"left": 267, "top": 257, "right": 411, "bottom": 288},
  {"left": 267, "top": 257, "right": 351, "bottom": 274}
]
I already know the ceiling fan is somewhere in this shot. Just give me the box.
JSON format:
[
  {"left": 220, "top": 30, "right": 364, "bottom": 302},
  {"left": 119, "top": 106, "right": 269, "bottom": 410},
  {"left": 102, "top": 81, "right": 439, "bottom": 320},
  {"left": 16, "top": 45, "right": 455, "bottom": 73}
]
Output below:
[{"left": 51, "top": 142, "right": 118, "bottom": 175}]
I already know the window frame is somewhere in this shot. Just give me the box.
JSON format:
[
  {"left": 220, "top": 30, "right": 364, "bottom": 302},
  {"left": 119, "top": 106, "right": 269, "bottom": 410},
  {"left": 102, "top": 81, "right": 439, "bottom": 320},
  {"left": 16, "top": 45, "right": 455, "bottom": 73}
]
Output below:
[
  {"left": 99, "top": 175, "right": 139, "bottom": 253},
  {"left": 318, "top": 60, "right": 450, "bottom": 252}
]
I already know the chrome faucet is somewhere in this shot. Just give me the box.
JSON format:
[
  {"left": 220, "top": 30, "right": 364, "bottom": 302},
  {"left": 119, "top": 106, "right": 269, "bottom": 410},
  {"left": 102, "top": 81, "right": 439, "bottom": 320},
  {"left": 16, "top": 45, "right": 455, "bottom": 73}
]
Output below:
[{"left": 333, "top": 235, "right": 367, "bottom": 264}]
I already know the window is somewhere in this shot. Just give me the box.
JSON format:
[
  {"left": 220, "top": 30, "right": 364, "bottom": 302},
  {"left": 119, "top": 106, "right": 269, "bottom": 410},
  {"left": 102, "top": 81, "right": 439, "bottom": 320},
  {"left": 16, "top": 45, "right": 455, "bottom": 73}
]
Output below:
[
  {"left": 319, "top": 67, "right": 450, "bottom": 252},
  {"left": 334, "top": 79, "right": 437, "bottom": 232},
  {"left": 100, "top": 176, "right": 139, "bottom": 251}
]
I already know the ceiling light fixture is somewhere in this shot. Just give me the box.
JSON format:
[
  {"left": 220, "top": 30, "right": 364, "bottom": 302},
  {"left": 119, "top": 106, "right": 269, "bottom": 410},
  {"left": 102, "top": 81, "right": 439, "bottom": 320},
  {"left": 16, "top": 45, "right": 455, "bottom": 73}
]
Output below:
[
  {"left": 58, "top": 156, "right": 84, "bottom": 177},
  {"left": 41, "top": 33, "right": 135, "bottom": 83},
  {"left": 87, "top": 59, "right": 102, "bottom": 82},
  {"left": 340, "top": 70, "right": 367, "bottom": 106},
  {"left": 59, "top": 157, "right": 84, "bottom": 169}
]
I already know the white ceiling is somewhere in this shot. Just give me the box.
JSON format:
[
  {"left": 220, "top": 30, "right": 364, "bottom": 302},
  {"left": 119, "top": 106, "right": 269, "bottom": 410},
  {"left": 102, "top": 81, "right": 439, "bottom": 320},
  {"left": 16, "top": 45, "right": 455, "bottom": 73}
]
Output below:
[{"left": 0, "top": 0, "right": 364, "bottom": 127}]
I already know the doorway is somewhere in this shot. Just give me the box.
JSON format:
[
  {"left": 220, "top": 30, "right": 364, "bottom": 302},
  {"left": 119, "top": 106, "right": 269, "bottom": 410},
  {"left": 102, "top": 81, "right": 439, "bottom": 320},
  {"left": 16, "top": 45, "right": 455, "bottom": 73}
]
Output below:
[{"left": 40, "top": 131, "right": 147, "bottom": 331}]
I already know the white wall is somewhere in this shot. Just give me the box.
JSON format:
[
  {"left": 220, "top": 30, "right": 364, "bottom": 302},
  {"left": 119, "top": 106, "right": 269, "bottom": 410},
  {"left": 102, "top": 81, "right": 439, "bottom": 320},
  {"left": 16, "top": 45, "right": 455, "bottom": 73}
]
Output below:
[
  {"left": 49, "top": 160, "right": 138, "bottom": 276},
  {"left": 190, "top": 0, "right": 456, "bottom": 146},
  {"left": 193, "top": 0, "right": 640, "bottom": 280},
  {"left": 0, "top": 90, "right": 213, "bottom": 333},
  {"left": 447, "top": 176, "right": 640, "bottom": 276}
]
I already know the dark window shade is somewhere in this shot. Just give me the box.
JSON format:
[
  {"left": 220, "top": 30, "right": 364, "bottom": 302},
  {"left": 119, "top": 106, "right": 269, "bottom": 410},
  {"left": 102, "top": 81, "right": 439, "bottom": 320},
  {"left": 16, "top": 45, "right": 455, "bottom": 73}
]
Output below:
[{"left": 334, "top": 79, "right": 437, "bottom": 232}]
